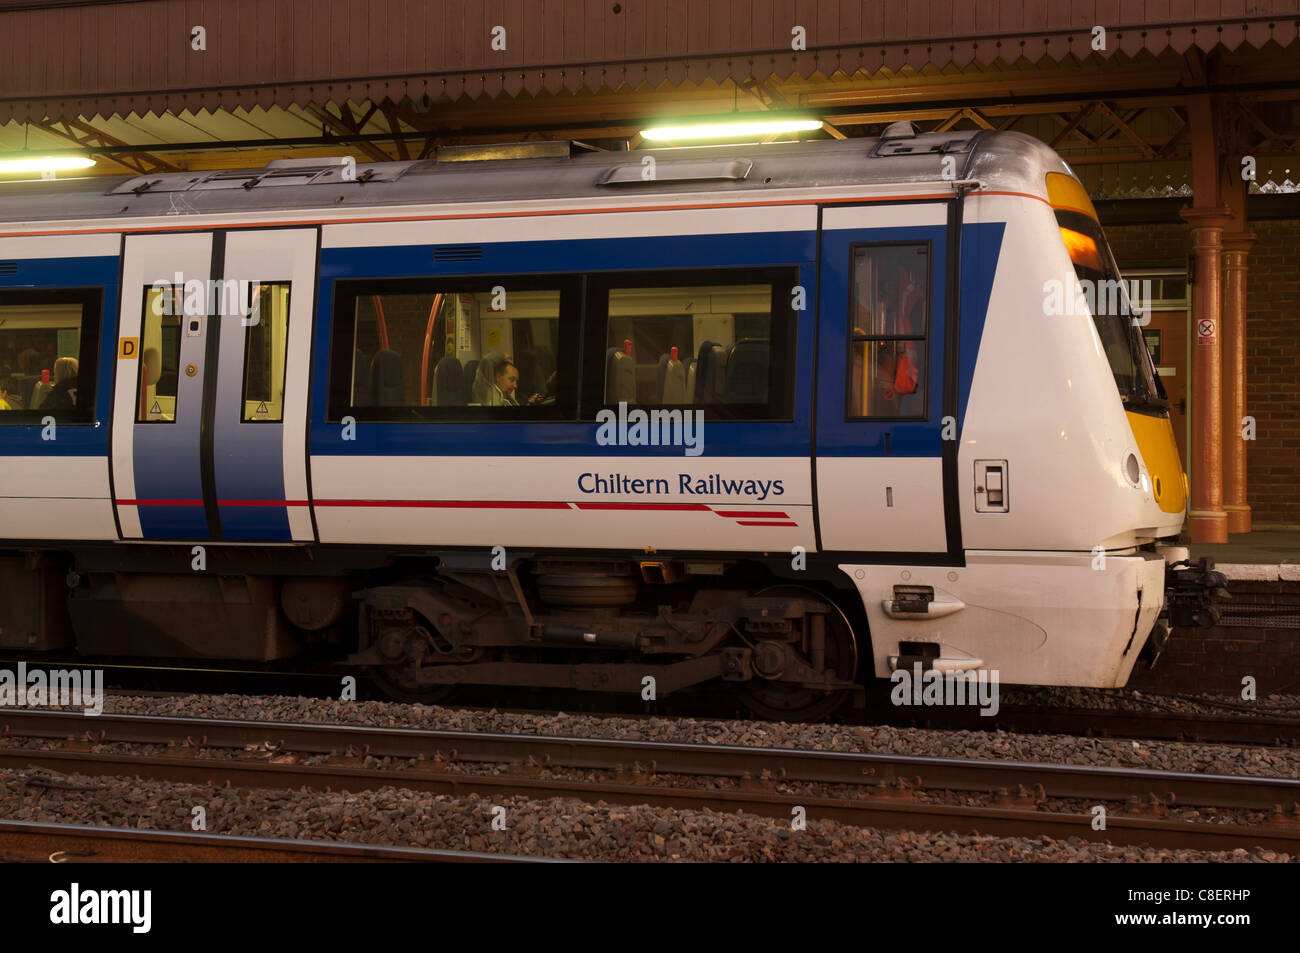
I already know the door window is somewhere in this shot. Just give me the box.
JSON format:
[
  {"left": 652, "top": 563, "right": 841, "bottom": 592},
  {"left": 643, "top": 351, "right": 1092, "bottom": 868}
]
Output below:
[
  {"left": 240, "top": 283, "right": 291, "bottom": 422},
  {"left": 137, "top": 285, "right": 183, "bottom": 423},
  {"left": 847, "top": 243, "right": 930, "bottom": 419}
]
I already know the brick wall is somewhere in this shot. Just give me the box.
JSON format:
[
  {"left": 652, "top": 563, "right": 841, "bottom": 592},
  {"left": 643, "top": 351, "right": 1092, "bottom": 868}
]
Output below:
[
  {"left": 1127, "top": 581, "right": 1300, "bottom": 694},
  {"left": 1103, "top": 218, "right": 1300, "bottom": 527},
  {"left": 1242, "top": 220, "right": 1300, "bottom": 526}
]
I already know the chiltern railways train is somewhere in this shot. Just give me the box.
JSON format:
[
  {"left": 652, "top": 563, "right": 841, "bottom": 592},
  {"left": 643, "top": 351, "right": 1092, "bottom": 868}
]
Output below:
[{"left": 0, "top": 126, "right": 1224, "bottom": 719}]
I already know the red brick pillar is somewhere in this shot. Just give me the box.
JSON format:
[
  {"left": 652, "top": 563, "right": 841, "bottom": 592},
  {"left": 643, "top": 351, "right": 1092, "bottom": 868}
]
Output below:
[
  {"left": 1221, "top": 232, "right": 1256, "bottom": 534},
  {"left": 1180, "top": 207, "right": 1232, "bottom": 543}
]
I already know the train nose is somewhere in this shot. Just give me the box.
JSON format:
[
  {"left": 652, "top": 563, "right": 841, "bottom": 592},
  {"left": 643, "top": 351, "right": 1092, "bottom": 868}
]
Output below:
[{"left": 1125, "top": 411, "right": 1187, "bottom": 515}]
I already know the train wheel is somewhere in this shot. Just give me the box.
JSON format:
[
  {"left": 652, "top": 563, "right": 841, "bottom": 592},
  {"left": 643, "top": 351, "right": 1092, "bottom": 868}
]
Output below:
[{"left": 737, "top": 586, "right": 859, "bottom": 722}]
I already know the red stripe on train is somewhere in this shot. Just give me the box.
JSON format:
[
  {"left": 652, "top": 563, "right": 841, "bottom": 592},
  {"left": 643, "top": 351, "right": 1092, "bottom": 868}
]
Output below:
[
  {"left": 574, "top": 502, "right": 711, "bottom": 511},
  {"left": 313, "top": 499, "right": 573, "bottom": 509}
]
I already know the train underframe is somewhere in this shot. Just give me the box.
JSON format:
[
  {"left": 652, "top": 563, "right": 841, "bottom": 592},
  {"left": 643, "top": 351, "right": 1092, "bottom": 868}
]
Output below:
[{"left": 0, "top": 544, "right": 1227, "bottom": 721}]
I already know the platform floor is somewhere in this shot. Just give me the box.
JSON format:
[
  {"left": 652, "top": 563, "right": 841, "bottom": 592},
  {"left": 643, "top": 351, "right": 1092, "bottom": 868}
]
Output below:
[{"left": 1188, "top": 529, "right": 1300, "bottom": 565}]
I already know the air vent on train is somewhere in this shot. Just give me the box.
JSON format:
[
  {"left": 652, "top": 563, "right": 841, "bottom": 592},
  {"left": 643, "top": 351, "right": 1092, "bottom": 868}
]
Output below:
[
  {"left": 872, "top": 136, "right": 974, "bottom": 158},
  {"left": 0, "top": 262, "right": 16, "bottom": 277},
  {"left": 596, "top": 159, "right": 753, "bottom": 186},
  {"left": 109, "top": 158, "right": 416, "bottom": 195},
  {"left": 433, "top": 245, "right": 484, "bottom": 262}
]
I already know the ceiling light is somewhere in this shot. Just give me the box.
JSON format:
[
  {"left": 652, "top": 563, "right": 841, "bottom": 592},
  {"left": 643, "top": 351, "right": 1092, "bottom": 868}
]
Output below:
[
  {"left": 640, "top": 119, "right": 824, "bottom": 142},
  {"left": 0, "top": 155, "right": 96, "bottom": 174}
]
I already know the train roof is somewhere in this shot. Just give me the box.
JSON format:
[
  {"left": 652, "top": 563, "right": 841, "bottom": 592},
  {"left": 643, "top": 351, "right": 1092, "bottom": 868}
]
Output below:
[{"left": 0, "top": 129, "right": 1073, "bottom": 227}]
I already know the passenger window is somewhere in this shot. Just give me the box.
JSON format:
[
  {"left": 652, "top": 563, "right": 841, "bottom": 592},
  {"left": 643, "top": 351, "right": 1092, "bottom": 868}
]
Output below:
[
  {"left": 0, "top": 289, "right": 100, "bottom": 424},
  {"left": 592, "top": 269, "right": 795, "bottom": 420},
  {"left": 848, "top": 243, "right": 930, "bottom": 419},
  {"left": 137, "top": 285, "right": 183, "bottom": 423},
  {"left": 241, "top": 283, "right": 290, "bottom": 422},
  {"left": 328, "top": 280, "right": 573, "bottom": 421}
]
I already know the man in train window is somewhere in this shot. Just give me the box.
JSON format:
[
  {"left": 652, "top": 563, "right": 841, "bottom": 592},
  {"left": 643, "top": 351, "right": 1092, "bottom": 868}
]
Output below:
[
  {"left": 40, "top": 357, "right": 79, "bottom": 411},
  {"left": 494, "top": 360, "right": 520, "bottom": 406}
]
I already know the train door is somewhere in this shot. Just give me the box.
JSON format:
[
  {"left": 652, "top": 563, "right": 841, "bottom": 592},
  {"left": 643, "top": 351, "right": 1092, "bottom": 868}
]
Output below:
[
  {"left": 814, "top": 203, "right": 953, "bottom": 555},
  {"left": 212, "top": 229, "right": 317, "bottom": 541},
  {"left": 112, "top": 233, "right": 214, "bottom": 539},
  {"left": 111, "top": 229, "right": 317, "bottom": 542}
]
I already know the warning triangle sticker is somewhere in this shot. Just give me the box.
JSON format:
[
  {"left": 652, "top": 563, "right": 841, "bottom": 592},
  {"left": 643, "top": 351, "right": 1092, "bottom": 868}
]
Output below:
[
  {"left": 149, "top": 400, "right": 162, "bottom": 418},
  {"left": 254, "top": 401, "right": 269, "bottom": 418}
]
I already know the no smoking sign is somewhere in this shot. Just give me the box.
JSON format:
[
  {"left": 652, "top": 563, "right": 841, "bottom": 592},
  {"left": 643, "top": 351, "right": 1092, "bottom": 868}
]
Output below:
[{"left": 1196, "top": 318, "right": 1216, "bottom": 344}]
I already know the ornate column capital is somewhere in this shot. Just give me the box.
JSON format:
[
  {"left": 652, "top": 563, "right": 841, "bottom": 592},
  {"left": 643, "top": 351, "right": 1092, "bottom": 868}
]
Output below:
[
  {"left": 1179, "top": 206, "right": 1232, "bottom": 234},
  {"left": 1221, "top": 231, "right": 1257, "bottom": 259}
]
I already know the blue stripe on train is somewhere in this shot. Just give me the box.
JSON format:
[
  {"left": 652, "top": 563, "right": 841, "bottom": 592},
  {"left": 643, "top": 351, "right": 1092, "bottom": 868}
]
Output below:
[
  {"left": 217, "top": 505, "right": 292, "bottom": 541},
  {"left": 957, "top": 222, "right": 1006, "bottom": 429},
  {"left": 212, "top": 402, "right": 292, "bottom": 541},
  {"left": 813, "top": 220, "right": 1005, "bottom": 456},
  {"left": 135, "top": 505, "right": 209, "bottom": 539},
  {"left": 320, "top": 231, "right": 817, "bottom": 279},
  {"left": 310, "top": 222, "right": 1004, "bottom": 459},
  {"left": 312, "top": 231, "right": 819, "bottom": 457}
]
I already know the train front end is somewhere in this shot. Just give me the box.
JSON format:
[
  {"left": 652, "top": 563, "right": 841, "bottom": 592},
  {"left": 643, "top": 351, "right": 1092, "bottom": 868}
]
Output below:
[{"left": 847, "top": 133, "right": 1219, "bottom": 689}]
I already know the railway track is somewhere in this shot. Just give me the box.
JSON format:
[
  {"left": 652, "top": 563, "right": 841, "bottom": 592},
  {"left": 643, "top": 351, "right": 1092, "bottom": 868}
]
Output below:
[
  {"left": 12, "top": 653, "right": 1298, "bottom": 746},
  {"left": 0, "top": 820, "right": 556, "bottom": 863},
  {"left": 885, "top": 705, "right": 1300, "bottom": 746},
  {"left": 96, "top": 682, "right": 1300, "bottom": 748},
  {"left": 3, "top": 709, "right": 1298, "bottom": 854}
]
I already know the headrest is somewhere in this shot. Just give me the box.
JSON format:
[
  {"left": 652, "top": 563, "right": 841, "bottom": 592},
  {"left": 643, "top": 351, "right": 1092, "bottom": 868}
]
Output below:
[
  {"left": 723, "top": 339, "right": 769, "bottom": 404},
  {"left": 434, "top": 356, "right": 465, "bottom": 406},
  {"left": 370, "top": 349, "right": 405, "bottom": 405}
]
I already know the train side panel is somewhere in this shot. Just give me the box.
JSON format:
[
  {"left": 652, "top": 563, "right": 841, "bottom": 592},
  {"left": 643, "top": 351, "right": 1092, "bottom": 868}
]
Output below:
[
  {"left": 0, "top": 234, "right": 120, "bottom": 545},
  {"left": 308, "top": 204, "right": 820, "bottom": 554}
]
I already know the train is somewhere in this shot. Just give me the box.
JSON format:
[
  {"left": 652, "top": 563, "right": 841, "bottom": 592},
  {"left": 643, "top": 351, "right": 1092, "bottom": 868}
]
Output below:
[{"left": 0, "top": 126, "right": 1225, "bottom": 719}]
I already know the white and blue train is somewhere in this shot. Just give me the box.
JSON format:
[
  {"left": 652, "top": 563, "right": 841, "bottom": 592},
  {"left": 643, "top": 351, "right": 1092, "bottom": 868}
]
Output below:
[{"left": 0, "top": 127, "right": 1222, "bottom": 718}]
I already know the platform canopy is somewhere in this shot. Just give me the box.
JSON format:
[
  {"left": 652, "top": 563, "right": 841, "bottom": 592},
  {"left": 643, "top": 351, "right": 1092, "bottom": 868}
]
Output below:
[{"left": 0, "top": 0, "right": 1295, "bottom": 194}]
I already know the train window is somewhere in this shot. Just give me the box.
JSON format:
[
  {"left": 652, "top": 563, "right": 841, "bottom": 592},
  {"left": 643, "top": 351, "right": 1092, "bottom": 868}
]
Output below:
[
  {"left": 847, "top": 243, "right": 930, "bottom": 420},
  {"left": 1055, "top": 209, "right": 1163, "bottom": 411},
  {"left": 137, "top": 285, "right": 183, "bottom": 423},
  {"left": 240, "top": 283, "right": 291, "bottom": 423},
  {"left": 327, "top": 278, "right": 578, "bottom": 422},
  {"left": 586, "top": 268, "right": 797, "bottom": 420},
  {"left": 0, "top": 288, "right": 101, "bottom": 425}
]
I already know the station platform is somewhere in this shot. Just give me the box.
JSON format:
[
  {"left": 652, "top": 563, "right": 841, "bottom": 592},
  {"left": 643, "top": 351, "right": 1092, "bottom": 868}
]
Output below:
[{"left": 1188, "top": 529, "right": 1300, "bottom": 574}]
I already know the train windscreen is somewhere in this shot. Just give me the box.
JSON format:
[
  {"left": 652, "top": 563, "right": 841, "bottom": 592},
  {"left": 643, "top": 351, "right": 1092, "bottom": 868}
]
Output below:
[{"left": 1054, "top": 207, "right": 1168, "bottom": 416}]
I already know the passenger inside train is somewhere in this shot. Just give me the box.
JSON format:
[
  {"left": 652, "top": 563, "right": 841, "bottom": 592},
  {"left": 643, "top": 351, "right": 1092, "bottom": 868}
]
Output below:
[
  {"left": 848, "top": 244, "right": 929, "bottom": 419},
  {"left": 329, "top": 274, "right": 787, "bottom": 421},
  {"left": 0, "top": 297, "right": 88, "bottom": 416},
  {"left": 602, "top": 281, "right": 774, "bottom": 407},
  {"left": 39, "top": 357, "right": 78, "bottom": 410},
  {"left": 345, "top": 289, "right": 560, "bottom": 412}
]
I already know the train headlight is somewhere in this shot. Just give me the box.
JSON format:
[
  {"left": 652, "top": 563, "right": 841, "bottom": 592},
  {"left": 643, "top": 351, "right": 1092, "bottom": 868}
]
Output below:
[{"left": 1124, "top": 452, "right": 1141, "bottom": 486}]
